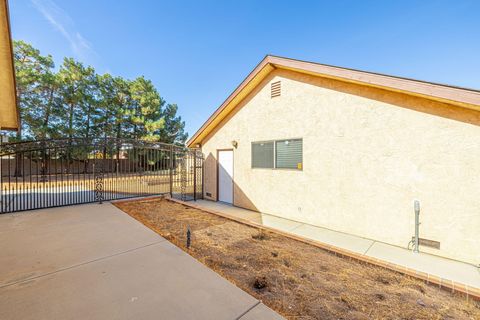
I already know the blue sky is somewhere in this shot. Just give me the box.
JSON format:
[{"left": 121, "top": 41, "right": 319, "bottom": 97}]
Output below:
[{"left": 9, "top": 0, "right": 480, "bottom": 137}]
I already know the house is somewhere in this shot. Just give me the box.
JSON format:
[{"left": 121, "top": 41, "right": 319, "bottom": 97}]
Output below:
[
  {"left": 187, "top": 55, "right": 480, "bottom": 266},
  {"left": 0, "top": 0, "right": 18, "bottom": 132}
]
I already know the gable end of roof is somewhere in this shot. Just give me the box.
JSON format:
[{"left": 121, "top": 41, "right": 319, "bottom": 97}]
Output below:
[{"left": 187, "top": 55, "right": 480, "bottom": 147}]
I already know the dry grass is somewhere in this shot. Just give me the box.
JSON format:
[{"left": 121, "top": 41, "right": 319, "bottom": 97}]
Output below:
[{"left": 115, "top": 198, "right": 480, "bottom": 320}]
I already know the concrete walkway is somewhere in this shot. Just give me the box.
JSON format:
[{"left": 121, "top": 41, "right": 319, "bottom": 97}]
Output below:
[
  {"left": 195, "top": 200, "right": 480, "bottom": 290},
  {"left": 0, "top": 203, "right": 283, "bottom": 320}
]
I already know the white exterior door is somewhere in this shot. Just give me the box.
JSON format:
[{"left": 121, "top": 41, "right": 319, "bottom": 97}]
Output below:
[{"left": 218, "top": 150, "right": 233, "bottom": 204}]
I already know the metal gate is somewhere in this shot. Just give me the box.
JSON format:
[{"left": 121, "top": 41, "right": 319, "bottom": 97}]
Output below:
[{"left": 0, "top": 138, "right": 203, "bottom": 213}]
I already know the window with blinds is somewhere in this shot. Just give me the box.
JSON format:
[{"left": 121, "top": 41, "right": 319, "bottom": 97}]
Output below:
[
  {"left": 275, "top": 139, "right": 302, "bottom": 169},
  {"left": 251, "top": 141, "right": 274, "bottom": 168},
  {"left": 251, "top": 139, "right": 302, "bottom": 170}
]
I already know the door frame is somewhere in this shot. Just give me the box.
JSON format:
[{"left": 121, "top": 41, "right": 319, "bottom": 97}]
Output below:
[{"left": 216, "top": 149, "right": 234, "bottom": 204}]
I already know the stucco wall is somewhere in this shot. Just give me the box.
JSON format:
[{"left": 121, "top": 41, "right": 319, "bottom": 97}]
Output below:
[
  {"left": 0, "top": 0, "right": 18, "bottom": 130},
  {"left": 201, "top": 69, "right": 480, "bottom": 265}
]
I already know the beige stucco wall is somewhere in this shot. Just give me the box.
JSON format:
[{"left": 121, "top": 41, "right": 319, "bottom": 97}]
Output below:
[
  {"left": 0, "top": 0, "right": 18, "bottom": 130},
  {"left": 200, "top": 69, "right": 480, "bottom": 265}
]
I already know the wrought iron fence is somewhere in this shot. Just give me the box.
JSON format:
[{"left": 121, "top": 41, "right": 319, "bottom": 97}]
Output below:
[{"left": 0, "top": 138, "right": 203, "bottom": 213}]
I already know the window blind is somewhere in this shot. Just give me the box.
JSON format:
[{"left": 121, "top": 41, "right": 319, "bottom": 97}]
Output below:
[
  {"left": 251, "top": 142, "right": 274, "bottom": 168},
  {"left": 275, "top": 139, "right": 302, "bottom": 169}
]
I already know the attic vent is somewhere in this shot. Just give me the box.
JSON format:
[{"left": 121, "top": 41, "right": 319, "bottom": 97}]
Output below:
[{"left": 271, "top": 81, "right": 281, "bottom": 98}]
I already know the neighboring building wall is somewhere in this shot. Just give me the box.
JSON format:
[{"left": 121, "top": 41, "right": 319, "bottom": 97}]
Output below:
[
  {"left": 0, "top": 0, "right": 18, "bottom": 130},
  {"left": 201, "top": 69, "right": 480, "bottom": 265}
]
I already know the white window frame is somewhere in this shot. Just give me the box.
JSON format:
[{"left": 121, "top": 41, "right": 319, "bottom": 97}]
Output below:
[{"left": 251, "top": 138, "right": 302, "bottom": 171}]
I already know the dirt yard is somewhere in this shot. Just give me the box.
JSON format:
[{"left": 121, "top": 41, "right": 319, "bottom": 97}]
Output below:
[{"left": 115, "top": 198, "right": 480, "bottom": 320}]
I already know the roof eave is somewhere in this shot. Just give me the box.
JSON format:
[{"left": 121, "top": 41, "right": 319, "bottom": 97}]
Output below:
[
  {"left": 187, "top": 56, "right": 274, "bottom": 147},
  {"left": 0, "top": 0, "right": 19, "bottom": 132},
  {"left": 187, "top": 55, "right": 480, "bottom": 148}
]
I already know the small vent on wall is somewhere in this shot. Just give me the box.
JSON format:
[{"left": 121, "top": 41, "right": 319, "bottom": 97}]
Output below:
[
  {"left": 419, "top": 238, "right": 440, "bottom": 250},
  {"left": 271, "top": 81, "right": 281, "bottom": 98}
]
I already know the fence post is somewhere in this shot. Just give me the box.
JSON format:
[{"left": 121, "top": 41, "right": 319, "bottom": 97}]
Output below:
[
  {"left": 0, "top": 144, "right": 2, "bottom": 214},
  {"left": 193, "top": 151, "right": 197, "bottom": 201},
  {"left": 180, "top": 155, "right": 186, "bottom": 201},
  {"left": 95, "top": 143, "right": 105, "bottom": 204},
  {"left": 40, "top": 145, "right": 47, "bottom": 182},
  {"left": 169, "top": 145, "right": 173, "bottom": 197}
]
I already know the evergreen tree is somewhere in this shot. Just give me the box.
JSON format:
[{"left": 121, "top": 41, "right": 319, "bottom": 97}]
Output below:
[
  {"left": 128, "top": 76, "right": 165, "bottom": 142},
  {"left": 11, "top": 40, "right": 189, "bottom": 146},
  {"left": 159, "top": 103, "right": 188, "bottom": 144},
  {"left": 13, "top": 40, "right": 57, "bottom": 140}
]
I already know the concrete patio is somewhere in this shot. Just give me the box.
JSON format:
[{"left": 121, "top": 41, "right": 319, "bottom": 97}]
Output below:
[
  {"left": 195, "top": 200, "right": 480, "bottom": 291},
  {"left": 0, "top": 203, "right": 283, "bottom": 320}
]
